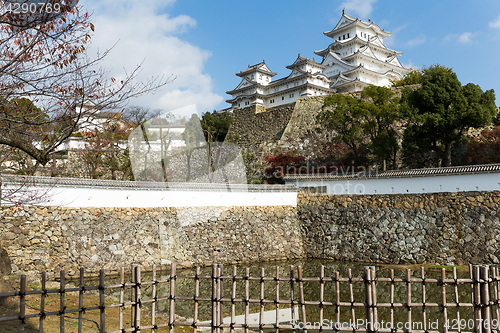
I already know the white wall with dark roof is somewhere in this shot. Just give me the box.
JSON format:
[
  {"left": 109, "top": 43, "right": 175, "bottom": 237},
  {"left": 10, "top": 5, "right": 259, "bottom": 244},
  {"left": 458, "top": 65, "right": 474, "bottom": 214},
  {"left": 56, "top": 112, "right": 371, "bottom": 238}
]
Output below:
[
  {"left": 1, "top": 176, "right": 298, "bottom": 207},
  {"left": 286, "top": 172, "right": 500, "bottom": 195}
]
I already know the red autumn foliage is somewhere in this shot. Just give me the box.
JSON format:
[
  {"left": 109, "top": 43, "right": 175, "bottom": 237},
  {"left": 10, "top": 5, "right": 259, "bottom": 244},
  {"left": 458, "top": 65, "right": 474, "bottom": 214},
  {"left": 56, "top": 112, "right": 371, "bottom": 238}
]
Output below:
[
  {"left": 263, "top": 152, "right": 305, "bottom": 184},
  {"left": 262, "top": 151, "right": 370, "bottom": 184},
  {"left": 466, "top": 126, "right": 500, "bottom": 164}
]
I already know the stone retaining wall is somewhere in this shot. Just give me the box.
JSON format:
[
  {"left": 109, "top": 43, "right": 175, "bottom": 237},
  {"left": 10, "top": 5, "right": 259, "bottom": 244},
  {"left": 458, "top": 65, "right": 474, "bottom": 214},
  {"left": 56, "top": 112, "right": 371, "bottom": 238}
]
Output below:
[
  {"left": 280, "top": 96, "right": 325, "bottom": 143},
  {"left": 299, "top": 191, "right": 500, "bottom": 266},
  {"left": 0, "top": 205, "right": 302, "bottom": 279},
  {"left": 225, "top": 103, "right": 295, "bottom": 146},
  {"left": 226, "top": 86, "right": 419, "bottom": 148},
  {"left": 2, "top": 189, "right": 500, "bottom": 278}
]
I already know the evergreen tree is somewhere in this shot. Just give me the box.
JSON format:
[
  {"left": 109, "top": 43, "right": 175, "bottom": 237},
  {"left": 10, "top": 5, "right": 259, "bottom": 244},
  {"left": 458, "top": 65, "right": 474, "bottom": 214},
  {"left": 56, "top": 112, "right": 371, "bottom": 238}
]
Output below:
[{"left": 400, "top": 65, "right": 496, "bottom": 167}]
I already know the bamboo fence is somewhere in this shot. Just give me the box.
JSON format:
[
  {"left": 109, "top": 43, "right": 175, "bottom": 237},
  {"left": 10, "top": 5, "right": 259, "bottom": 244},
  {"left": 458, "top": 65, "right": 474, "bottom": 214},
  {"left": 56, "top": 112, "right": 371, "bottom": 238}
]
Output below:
[{"left": 0, "top": 263, "right": 499, "bottom": 333}]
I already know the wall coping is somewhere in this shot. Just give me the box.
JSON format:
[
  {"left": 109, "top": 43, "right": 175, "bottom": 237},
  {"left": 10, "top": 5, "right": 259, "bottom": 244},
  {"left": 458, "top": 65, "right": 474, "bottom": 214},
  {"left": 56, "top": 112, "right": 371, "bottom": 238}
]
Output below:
[
  {"left": 1, "top": 174, "right": 298, "bottom": 193},
  {"left": 284, "top": 163, "right": 500, "bottom": 181}
]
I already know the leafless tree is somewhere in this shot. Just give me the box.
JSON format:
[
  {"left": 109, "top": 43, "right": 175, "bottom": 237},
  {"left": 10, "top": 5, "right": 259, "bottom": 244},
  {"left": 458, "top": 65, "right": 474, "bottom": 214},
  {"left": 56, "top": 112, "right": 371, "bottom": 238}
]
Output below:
[{"left": 0, "top": 0, "right": 174, "bottom": 165}]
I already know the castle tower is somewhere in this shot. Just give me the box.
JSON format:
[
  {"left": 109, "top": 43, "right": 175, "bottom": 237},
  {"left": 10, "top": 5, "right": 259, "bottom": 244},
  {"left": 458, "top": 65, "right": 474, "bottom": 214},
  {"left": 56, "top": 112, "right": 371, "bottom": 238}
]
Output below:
[
  {"left": 226, "top": 61, "right": 277, "bottom": 109},
  {"left": 224, "top": 12, "right": 410, "bottom": 111},
  {"left": 226, "top": 58, "right": 333, "bottom": 110},
  {"left": 315, "top": 11, "right": 409, "bottom": 92}
]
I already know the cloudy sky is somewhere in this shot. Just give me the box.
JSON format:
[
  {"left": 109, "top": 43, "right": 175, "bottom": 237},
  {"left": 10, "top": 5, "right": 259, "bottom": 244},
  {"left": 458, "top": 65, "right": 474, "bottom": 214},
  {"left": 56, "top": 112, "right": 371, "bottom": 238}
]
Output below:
[{"left": 80, "top": 0, "right": 500, "bottom": 116}]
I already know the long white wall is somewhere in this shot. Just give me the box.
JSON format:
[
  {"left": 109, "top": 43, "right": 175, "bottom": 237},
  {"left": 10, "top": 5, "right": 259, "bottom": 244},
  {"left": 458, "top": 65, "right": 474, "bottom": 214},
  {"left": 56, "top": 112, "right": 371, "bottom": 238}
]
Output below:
[
  {"left": 1, "top": 177, "right": 298, "bottom": 208},
  {"left": 286, "top": 172, "right": 500, "bottom": 195},
  {"left": 48, "top": 187, "right": 297, "bottom": 207}
]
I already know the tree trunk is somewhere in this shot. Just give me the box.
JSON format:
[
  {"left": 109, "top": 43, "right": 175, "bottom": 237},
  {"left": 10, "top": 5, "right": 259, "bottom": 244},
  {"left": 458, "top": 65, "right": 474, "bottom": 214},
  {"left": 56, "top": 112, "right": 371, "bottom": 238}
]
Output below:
[{"left": 443, "top": 142, "right": 452, "bottom": 167}]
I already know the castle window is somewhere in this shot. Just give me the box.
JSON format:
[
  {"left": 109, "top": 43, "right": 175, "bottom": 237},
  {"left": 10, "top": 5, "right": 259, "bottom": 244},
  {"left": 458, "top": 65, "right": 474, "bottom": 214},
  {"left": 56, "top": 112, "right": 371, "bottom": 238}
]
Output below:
[
  {"left": 343, "top": 34, "right": 345, "bottom": 40},
  {"left": 338, "top": 37, "right": 341, "bottom": 41},
  {"left": 282, "top": 96, "right": 284, "bottom": 100},
  {"left": 251, "top": 75, "right": 254, "bottom": 79},
  {"left": 347, "top": 33, "right": 350, "bottom": 38}
]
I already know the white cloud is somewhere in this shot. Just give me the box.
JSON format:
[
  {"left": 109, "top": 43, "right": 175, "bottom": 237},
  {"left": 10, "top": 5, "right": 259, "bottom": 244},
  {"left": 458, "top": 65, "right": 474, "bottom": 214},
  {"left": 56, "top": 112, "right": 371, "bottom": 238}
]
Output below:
[
  {"left": 457, "top": 32, "right": 476, "bottom": 44},
  {"left": 80, "top": 0, "right": 223, "bottom": 114},
  {"left": 338, "top": 0, "right": 377, "bottom": 19},
  {"left": 383, "top": 24, "right": 408, "bottom": 47},
  {"left": 406, "top": 35, "right": 426, "bottom": 47},
  {"left": 443, "top": 32, "right": 477, "bottom": 44},
  {"left": 490, "top": 15, "right": 500, "bottom": 28},
  {"left": 402, "top": 60, "right": 420, "bottom": 70}
]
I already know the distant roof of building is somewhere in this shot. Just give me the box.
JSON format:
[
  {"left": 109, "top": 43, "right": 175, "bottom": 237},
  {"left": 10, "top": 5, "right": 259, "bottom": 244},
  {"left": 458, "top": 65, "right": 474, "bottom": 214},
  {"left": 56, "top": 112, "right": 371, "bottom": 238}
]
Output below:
[
  {"left": 148, "top": 124, "right": 185, "bottom": 129},
  {"left": 284, "top": 164, "right": 500, "bottom": 181}
]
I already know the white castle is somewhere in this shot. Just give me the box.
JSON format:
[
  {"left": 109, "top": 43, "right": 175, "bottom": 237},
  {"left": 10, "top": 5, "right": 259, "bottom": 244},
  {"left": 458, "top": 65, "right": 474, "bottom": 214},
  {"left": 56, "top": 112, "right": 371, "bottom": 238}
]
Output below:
[{"left": 225, "top": 11, "right": 409, "bottom": 111}]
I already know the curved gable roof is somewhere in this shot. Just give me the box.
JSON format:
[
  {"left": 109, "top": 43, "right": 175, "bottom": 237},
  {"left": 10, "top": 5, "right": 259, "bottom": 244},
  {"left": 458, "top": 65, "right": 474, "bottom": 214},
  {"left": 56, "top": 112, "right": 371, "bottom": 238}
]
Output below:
[
  {"left": 236, "top": 61, "right": 277, "bottom": 77},
  {"left": 324, "top": 12, "right": 391, "bottom": 39},
  {"left": 359, "top": 44, "right": 379, "bottom": 60},
  {"left": 322, "top": 51, "right": 357, "bottom": 69},
  {"left": 286, "top": 54, "right": 326, "bottom": 70},
  {"left": 226, "top": 78, "right": 260, "bottom": 94},
  {"left": 315, "top": 35, "right": 401, "bottom": 59}
]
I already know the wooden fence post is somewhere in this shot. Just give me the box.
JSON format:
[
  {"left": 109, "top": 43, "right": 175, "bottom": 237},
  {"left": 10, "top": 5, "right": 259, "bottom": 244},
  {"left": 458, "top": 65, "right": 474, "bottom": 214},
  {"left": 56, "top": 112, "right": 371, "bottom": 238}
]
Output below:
[
  {"left": 169, "top": 263, "right": 177, "bottom": 333},
  {"left": 219, "top": 264, "right": 224, "bottom": 331},
  {"left": 480, "top": 265, "right": 492, "bottom": 333},
  {"left": 131, "top": 265, "right": 137, "bottom": 327},
  {"left": 492, "top": 266, "right": 500, "bottom": 327},
  {"left": 260, "top": 267, "right": 265, "bottom": 333},
  {"left": 472, "top": 265, "right": 483, "bottom": 333},
  {"left": 297, "top": 266, "right": 307, "bottom": 333},
  {"left": 151, "top": 264, "right": 157, "bottom": 333},
  {"left": 41, "top": 271, "right": 47, "bottom": 333},
  {"left": 19, "top": 275, "right": 26, "bottom": 333},
  {"left": 244, "top": 267, "right": 249, "bottom": 333},
  {"left": 78, "top": 268, "right": 84, "bottom": 333},
  {"left": 372, "top": 267, "right": 378, "bottom": 328},
  {"left": 119, "top": 267, "right": 125, "bottom": 333},
  {"left": 60, "top": 270, "right": 66, "bottom": 333},
  {"left": 364, "top": 266, "right": 378, "bottom": 332},
  {"left": 440, "top": 268, "right": 447, "bottom": 333},
  {"left": 99, "top": 269, "right": 105, "bottom": 333},
  {"left": 211, "top": 264, "right": 219, "bottom": 333},
  {"left": 275, "top": 266, "right": 280, "bottom": 333},
  {"left": 193, "top": 266, "right": 200, "bottom": 333},
  {"left": 290, "top": 265, "right": 295, "bottom": 333}
]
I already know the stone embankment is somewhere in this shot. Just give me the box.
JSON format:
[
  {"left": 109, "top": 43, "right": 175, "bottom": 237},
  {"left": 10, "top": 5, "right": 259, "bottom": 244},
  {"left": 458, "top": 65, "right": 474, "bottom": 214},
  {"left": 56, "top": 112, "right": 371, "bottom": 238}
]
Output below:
[
  {"left": 0, "top": 205, "right": 302, "bottom": 279},
  {"left": 225, "top": 103, "right": 295, "bottom": 147},
  {"left": 299, "top": 191, "right": 500, "bottom": 265},
  {"left": 1, "top": 189, "right": 500, "bottom": 279},
  {"left": 226, "top": 85, "right": 420, "bottom": 148}
]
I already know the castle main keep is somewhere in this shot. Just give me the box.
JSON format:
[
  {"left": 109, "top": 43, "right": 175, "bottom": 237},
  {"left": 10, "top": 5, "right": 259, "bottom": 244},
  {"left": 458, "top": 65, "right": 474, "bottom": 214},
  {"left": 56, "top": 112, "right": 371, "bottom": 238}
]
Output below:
[{"left": 225, "top": 11, "right": 409, "bottom": 112}]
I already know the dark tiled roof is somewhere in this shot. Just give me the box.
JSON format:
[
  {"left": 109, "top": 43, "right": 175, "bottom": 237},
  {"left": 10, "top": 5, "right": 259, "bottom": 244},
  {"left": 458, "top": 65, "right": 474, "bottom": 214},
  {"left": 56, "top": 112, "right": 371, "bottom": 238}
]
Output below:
[{"left": 284, "top": 164, "right": 500, "bottom": 181}]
